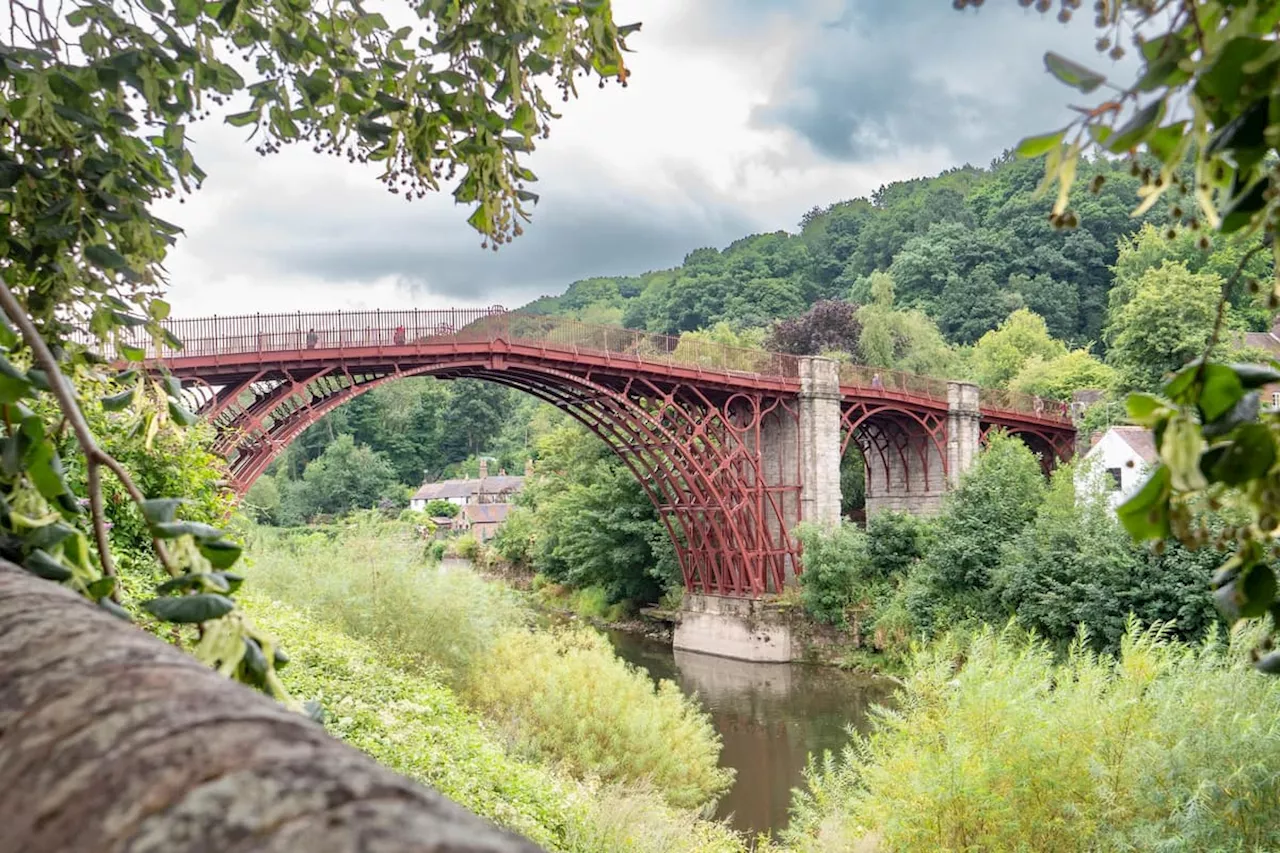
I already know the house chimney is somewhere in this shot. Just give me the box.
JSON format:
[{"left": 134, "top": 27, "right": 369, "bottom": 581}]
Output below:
[
  {"left": 478, "top": 458, "right": 488, "bottom": 479},
  {"left": 525, "top": 458, "right": 534, "bottom": 477}
]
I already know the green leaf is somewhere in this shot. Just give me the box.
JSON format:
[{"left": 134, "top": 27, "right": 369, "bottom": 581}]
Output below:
[
  {"left": 1221, "top": 176, "right": 1268, "bottom": 234},
  {"left": 163, "top": 374, "right": 183, "bottom": 398},
  {"left": 119, "top": 342, "right": 145, "bottom": 362},
  {"left": 273, "top": 646, "right": 290, "bottom": 668},
  {"left": 84, "top": 243, "right": 132, "bottom": 274},
  {"left": 1126, "top": 392, "right": 1169, "bottom": 426},
  {"left": 1116, "top": 464, "right": 1172, "bottom": 541},
  {"left": 152, "top": 520, "right": 224, "bottom": 540},
  {"left": 1043, "top": 51, "right": 1106, "bottom": 93},
  {"left": 149, "top": 299, "right": 171, "bottom": 322},
  {"left": 1104, "top": 100, "right": 1165, "bottom": 153},
  {"left": 1015, "top": 129, "right": 1065, "bottom": 159},
  {"left": 24, "top": 549, "right": 71, "bottom": 581},
  {"left": 1216, "top": 563, "right": 1277, "bottom": 622},
  {"left": 143, "top": 593, "right": 235, "bottom": 624},
  {"left": 1232, "top": 363, "right": 1280, "bottom": 389},
  {"left": 24, "top": 522, "right": 76, "bottom": 551},
  {"left": 1207, "top": 422, "right": 1275, "bottom": 486},
  {"left": 101, "top": 387, "right": 136, "bottom": 411},
  {"left": 199, "top": 538, "right": 243, "bottom": 570},
  {"left": 157, "top": 571, "right": 230, "bottom": 594},
  {"left": 141, "top": 497, "right": 185, "bottom": 524},
  {"left": 1199, "top": 363, "right": 1246, "bottom": 422},
  {"left": 98, "top": 597, "right": 133, "bottom": 622},
  {"left": 87, "top": 576, "right": 117, "bottom": 601},
  {"left": 226, "top": 110, "right": 258, "bottom": 127},
  {"left": 242, "top": 636, "right": 268, "bottom": 681},
  {"left": 167, "top": 399, "right": 199, "bottom": 426},
  {"left": 26, "top": 441, "right": 70, "bottom": 502},
  {"left": 1203, "top": 391, "right": 1259, "bottom": 439},
  {"left": 1146, "top": 121, "right": 1189, "bottom": 163}
]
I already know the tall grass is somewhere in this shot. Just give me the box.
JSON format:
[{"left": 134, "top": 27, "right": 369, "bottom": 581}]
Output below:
[
  {"left": 782, "top": 620, "right": 1280, "bottom": 852},
  {"left": 242, "top": 593, "right": 747, "bottom": 853},
  {"left": 469, "top": 627, "right": 734, "bottom": 809},
  {"left": 244, "top": 519, "right": 526, "bottom": 683},
  {"left": 242, "top": 519, "right": 731, "bottom": 811}
]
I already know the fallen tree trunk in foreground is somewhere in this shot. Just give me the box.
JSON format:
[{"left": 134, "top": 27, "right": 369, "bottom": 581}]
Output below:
[{"left": 0, "top": 559, "right": 543, "bottom": 853}]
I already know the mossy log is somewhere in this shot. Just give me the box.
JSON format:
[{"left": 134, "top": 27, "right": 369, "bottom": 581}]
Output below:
[{"left": 0, "top": 559, "right": 544, "bottom": 853}]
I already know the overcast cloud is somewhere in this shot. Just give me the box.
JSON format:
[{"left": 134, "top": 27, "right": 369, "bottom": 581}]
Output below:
[{"left": 160, "top": 0, "right": 1118, "bottom": 318}]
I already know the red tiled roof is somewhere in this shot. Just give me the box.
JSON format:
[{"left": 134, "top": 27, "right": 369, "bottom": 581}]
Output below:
[
  {"left": 1110, "top": 426, "right": 1158, "bottom": 464},
  {"left": 464, "top": 503, "right": 512, "bottom": 525}
]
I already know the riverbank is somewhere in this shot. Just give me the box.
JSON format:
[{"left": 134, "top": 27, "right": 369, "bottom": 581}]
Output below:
[{"left": 488, "top": 564, "right": 908, "bottom": 676}]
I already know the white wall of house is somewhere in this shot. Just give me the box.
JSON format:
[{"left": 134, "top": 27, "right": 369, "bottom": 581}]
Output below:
[{"left": 1079, "top": 431, "right": 1151, "bottom": 509}]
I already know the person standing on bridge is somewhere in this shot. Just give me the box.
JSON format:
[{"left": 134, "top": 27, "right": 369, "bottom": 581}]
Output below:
[
  {"left": 306, "top": 328, "right": 318, "bottom": 349},
  {"left": 393, "top": 325, "right": 406, "bottom": 345},
  {"left": 871, "top": 373, "right": 884, "bottom": 391}
]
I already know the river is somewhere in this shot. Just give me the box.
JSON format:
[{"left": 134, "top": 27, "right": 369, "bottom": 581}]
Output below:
[{"left": 604, "top": 629, "right": 896, "bottom": 838}]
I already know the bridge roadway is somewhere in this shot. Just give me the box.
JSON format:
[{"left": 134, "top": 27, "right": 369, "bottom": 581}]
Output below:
[{"left": 146, "top": 308, "right": 1075, "bottom": 598}]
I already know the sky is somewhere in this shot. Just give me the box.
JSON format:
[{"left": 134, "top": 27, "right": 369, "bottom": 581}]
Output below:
[{"left": 159, "top": 0, "right": 1115, "bottom": 319}]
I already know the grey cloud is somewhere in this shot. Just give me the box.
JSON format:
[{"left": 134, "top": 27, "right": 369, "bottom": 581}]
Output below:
[
  {"left": 689, "top": 1, "right": 1131, "bottom": 165},
  {"left": 174, "top": 129, "right": 755, "bottom": 306}
]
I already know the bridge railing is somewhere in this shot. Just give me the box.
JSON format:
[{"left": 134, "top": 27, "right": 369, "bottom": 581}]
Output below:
[
  {"left": 979, "top": 387, "right": 1071, "bottom": 421},
  {"left": 837, "top": 363, "right": 950, "bottom": 402},
  {"left": 144, "top": 308, "right": 801, "bottom": 381}
]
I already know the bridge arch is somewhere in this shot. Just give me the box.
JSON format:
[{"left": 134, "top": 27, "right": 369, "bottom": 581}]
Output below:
[{"left": 180, "top": 350, "right": 805, "bottom": 597}]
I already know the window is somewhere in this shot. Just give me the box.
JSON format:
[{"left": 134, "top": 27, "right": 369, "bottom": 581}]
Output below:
[
  {"left": 1107, "top": 467, "right": 1123, "bottom": 491},
  {"left": 1272, "top": 391, "right": 1280, "bottom": 409}
]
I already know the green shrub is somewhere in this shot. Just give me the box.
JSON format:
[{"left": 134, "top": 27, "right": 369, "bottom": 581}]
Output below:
[
  {"left": 995, "top": 463, "right": 1220, "bottom": 652},
  {"left": 783, "top": 621, "right": 1280, "bottom": 852},
  {"left": 453, "top": 532, "right": 482, "bottom": 561},
  {"left": 244, "top": 522, "right": 526, "bottom": 683},
  {"left": 243, "top": 594, "right": 746, "bottom": 853},
  {"left": 494, "top": 505, "right": 536, "bottom": 565},
  {"left": 468, "top": 627, "right": 734, "bottom": 810},
  {"left": 425, "top": 539, "right": 447, "bottom": 564},
  {"left": 864, "top": 511, "right": 930, "bottom": 579},
  {"left": 907, "top": 432, "right": 1044, "bottom": 633},
  {"left": 795, "top": 522, "right": 872, "bottom": 625},
  {"left": 424, "top": 498, "right": 460, "bottom": 518}
]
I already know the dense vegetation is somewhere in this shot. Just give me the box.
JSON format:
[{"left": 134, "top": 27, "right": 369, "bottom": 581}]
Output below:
[
  {"left": 242, "top": 518, "right": 731, "bottom": 810},
  {"left": 796, "top": 434, "right": 1223, "bottom": 659},
  {"left": 782, "top": 623, "right": 1280, "bottom": 852}
]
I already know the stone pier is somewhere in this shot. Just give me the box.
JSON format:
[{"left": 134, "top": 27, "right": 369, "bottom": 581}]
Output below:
[{"left": 946, "top": 380, "right": 981, "bottom": 488}]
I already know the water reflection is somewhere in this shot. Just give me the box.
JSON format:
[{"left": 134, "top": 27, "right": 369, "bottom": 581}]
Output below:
[{"left": 606, "top": 631, "right": 895, "bottom": 838}]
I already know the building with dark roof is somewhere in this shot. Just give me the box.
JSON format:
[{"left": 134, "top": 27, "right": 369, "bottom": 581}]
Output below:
[{"left": 408, "top": 459, "right": 529, "bottom": 540}]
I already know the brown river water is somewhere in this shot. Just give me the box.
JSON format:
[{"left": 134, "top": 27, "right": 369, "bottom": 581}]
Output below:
[{"left": 604, "top": 629, "right": 896, "bottom": 838}]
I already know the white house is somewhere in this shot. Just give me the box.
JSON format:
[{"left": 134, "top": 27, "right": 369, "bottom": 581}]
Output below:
[
  {"left": 1079, "top": 426, "right": 1158, "bottom": 509},
  {"left": 408, "top": 458, "right": 529, "bottom": 512}
]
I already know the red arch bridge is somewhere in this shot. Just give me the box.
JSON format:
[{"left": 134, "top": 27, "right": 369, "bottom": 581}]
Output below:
[{"left": 144, "top": 308, "right": 1075, "bottom": 598}]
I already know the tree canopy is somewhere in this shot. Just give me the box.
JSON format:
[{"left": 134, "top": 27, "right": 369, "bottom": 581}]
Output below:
[{"left": 0, "top": 0, "right": 635, "bottom": 697}]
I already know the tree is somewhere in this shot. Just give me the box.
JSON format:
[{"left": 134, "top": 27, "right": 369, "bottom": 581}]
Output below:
[
  {"left": 994, "top": 463, "right": 1217, "bottom": 652},
  {"left": 1009, "top": 349, "right": 1116, "bottom": 401},
  {"left": 981, "top": 0, "right": 1280, "bottom": 668},
  {"left": 970, "top": 308, "right": 1068, "bottom": 388},
  {"left": 512, "top": 422, "right": 678, "bottom": 604},
  {"left": 424, "top": 499, "right": 459, "bottom": 519},
  {"left": 766, "top": 299, "right": 862, "bottom": 357},
  {"left": 244, "top": 475, "right": 282, "bottom": 526},
  {"left": 1105, "top": 262, "right": 1225, "bottom": 391},
  {"left": 0, "top": 562, "right": 544, "bottom": 853},
  {"left": 281, "top": 435, "right": 400, "bottom": 521},
  {"left": 904, "top": 432, "right": 1045, "bottom": 632},
  {"left": 0, "top": 0, "right": 635, "bottom": 698},
  {"left": 855, "top": 272, "right": 958, "bottom": 378}
]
